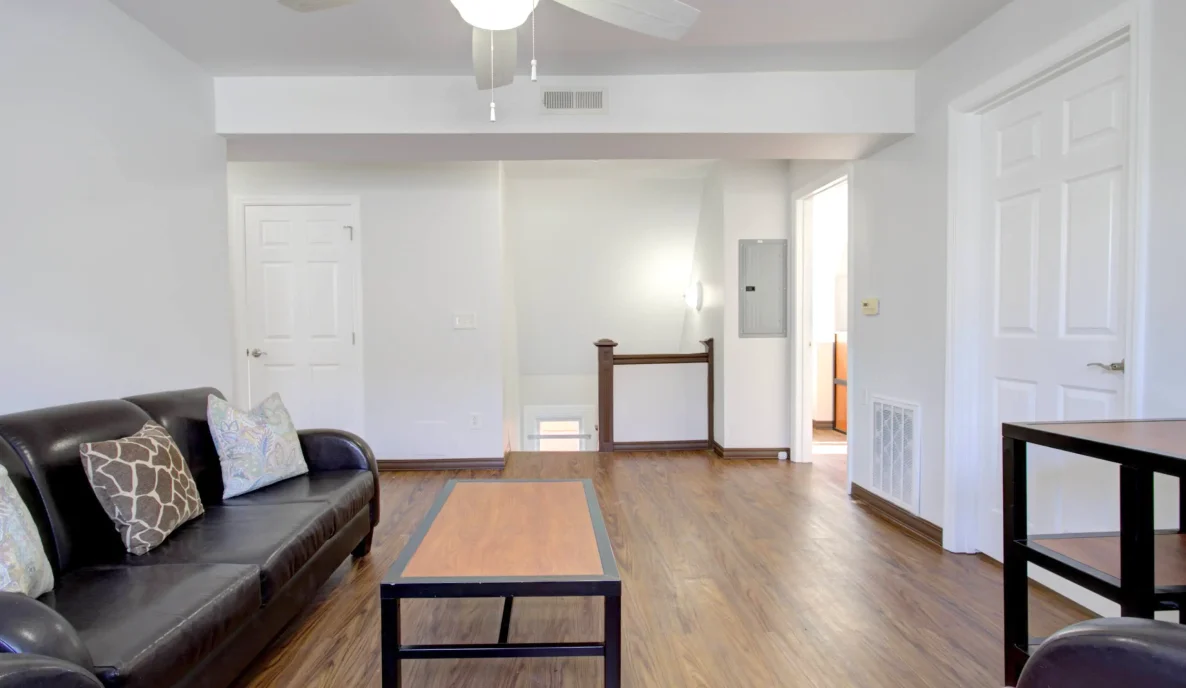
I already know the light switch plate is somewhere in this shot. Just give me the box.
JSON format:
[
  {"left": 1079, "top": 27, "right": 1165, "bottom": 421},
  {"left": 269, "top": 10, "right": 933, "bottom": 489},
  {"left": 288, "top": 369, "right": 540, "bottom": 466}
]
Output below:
[
  {"left": 861, "top": 298, "right": 880, "bottom": 316},
  {"left": 453, "top": 313, "right": 478, "bottom": 330}
]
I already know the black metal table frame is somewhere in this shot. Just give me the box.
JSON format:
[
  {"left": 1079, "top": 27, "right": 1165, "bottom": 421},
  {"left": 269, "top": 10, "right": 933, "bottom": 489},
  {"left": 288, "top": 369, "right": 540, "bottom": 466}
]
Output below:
[
  {"left": 1002, "top": 421, "right": 1186, "bottom": 686},
  {"left": 380, "top": 479, "right": 622, "bottom": 688}
]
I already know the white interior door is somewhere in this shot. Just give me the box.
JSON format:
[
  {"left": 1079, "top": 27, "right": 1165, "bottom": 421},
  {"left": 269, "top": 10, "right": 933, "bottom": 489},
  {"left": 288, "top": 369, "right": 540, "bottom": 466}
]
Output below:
[
  {"left": 244, "top": 203, "right": 362, "bottom": 435},
  {"left": 981, "top": 44, "right": 1130, "bottom": 555}
]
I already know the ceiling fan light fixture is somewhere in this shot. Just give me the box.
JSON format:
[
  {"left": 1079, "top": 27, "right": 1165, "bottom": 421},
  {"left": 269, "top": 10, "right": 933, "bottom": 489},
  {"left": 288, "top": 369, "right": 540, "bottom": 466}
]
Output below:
[{"left": 451, "top": 0, "right": 541, "bottom": 31}]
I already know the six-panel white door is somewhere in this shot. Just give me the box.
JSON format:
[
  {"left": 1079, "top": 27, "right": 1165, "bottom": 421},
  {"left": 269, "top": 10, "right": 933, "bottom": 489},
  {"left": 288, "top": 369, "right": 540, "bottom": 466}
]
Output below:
[
  {"left": 982, "top": 44, "right": 1130, "bottom": 555},
  {"left": 244, "top": 203, "right": 362, "bottom": 435}
]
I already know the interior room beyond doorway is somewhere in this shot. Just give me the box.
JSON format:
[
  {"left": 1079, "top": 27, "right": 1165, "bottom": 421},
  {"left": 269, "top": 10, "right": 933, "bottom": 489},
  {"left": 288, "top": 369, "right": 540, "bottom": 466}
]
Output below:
[{"left": 805, "top": 178, "right": 850, "bottom": 469}]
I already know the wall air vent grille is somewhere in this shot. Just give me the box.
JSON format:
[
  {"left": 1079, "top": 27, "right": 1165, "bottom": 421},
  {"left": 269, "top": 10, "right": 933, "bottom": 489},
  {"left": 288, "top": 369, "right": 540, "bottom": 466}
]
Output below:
[
  {"left": 870, "top": 396, "right": 922, "bottom": 514},
  {"left": 541, "top": 89, "right": 606, "bottom": 113}
]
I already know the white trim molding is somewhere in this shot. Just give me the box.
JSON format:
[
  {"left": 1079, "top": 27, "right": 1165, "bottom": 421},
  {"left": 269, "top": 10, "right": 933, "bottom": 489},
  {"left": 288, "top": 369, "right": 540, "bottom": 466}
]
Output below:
[{"left": 943, "top": 2, "right": 1151, "bottom": 554}]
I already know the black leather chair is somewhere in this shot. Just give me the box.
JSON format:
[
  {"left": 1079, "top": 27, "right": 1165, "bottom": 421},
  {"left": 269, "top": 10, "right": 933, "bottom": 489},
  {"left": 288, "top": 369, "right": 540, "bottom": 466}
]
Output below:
[
  {"left": 0, "top": 388, "right": 379, "bottom": 688},
  {"left": 1017, "top": 617, "right": 1186, "bottom": 687}
]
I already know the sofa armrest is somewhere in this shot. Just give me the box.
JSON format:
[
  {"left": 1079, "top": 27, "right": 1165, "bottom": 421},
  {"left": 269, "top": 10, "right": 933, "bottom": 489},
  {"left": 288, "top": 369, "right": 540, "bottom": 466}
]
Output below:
[
  {"left": 298, "top": 429, "right": 380, "bottom": 526},
  {"left": 0, "top": 593, "right": 92, "bottom": 671},
  {"left": 0, "top": 655, "right": 102, "bottom": 688},
  {"left": 1018, "top": 618, "right": 1186, "bottom": 688}
]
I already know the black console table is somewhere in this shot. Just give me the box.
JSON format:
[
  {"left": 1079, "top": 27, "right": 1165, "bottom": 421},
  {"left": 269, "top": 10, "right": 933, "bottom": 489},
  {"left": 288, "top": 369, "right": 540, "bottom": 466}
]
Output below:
[{"left": 1002, "top": 419, "right": 1186, "bottom": 686}]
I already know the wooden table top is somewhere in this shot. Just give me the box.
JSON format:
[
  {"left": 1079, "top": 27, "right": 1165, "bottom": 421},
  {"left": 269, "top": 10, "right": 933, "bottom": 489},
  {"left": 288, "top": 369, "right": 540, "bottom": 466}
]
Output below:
[
  {"left": 1004, "top": 419, "right": 1186, "bottom": 469},
  {"left": 385, "top": 480, "right": 618, "bottom": 583}
]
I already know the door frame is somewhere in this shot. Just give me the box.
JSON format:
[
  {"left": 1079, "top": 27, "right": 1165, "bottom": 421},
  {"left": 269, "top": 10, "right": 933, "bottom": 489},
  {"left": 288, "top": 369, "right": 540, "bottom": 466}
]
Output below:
[
  {"left": 228, "top": 196, "right": 365, "bottom": 434},
  {"left": 791, "top": 163, "right": 854, "bottom": 494},
  {"left": 943, "top": 1, "right": 1152, "bottom": 554}
]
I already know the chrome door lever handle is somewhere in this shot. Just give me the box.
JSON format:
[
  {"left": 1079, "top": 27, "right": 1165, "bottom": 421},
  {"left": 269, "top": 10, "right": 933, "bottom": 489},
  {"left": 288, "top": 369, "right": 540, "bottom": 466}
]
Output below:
[
  {"left": 249, "top": 348, "right": 268, "bottom": 358},
  {"left": 1087, "top": 359, "right": 1125, "bottom": 372}
]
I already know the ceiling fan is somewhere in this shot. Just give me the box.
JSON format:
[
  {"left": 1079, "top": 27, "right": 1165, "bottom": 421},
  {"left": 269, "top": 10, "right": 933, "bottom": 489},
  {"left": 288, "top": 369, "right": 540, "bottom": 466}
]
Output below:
[{"left": 278, "top": 0, "right": 702, "bottom": 90}]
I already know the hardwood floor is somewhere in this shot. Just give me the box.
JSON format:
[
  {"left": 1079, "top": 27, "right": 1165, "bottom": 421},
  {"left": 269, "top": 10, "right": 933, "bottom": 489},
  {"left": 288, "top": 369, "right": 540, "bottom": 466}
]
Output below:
[
  {"left": 235, "top": 452, "right": 1091, "bottom": 688},
  {"left": 812, "top": 427, "right": 848, "bottom": 445}
]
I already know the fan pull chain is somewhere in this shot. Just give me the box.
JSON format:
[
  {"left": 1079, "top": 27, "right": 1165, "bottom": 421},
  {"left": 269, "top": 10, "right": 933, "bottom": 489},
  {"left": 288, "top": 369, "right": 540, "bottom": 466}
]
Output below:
[
  {"left": 530, "top": 0, "right": 538, "bottom": 82},
  {"left": 489, "top": 31, "right": 497, "bottom": 122}
]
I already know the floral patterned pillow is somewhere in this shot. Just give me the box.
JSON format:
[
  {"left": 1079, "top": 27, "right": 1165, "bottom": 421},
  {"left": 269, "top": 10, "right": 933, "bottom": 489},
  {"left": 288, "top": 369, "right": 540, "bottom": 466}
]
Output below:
[
  {"left": 0, "top": 463, "right": 55, "bottom": 597},
  {"left": 207, "top": 394, "right": 308, "bottom": 499}
]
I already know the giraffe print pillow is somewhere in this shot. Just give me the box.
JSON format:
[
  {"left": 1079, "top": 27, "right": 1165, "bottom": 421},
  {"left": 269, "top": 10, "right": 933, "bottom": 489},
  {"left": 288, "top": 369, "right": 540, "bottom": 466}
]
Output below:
[{"left": 79, "top": 422, "right": 205, "bottom": 555}]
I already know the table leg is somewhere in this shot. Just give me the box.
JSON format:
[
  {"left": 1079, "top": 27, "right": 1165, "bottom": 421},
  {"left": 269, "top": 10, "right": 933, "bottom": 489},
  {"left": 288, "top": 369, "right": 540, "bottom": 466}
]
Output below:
[
  {"left": 1120, "top": 466, "right": 1156, "bottom": 618},
  {"left": 1003, "top": 437, "right": 1029, "bottom": 687},
  {"left": 498, "top": 597, "right": 514, "bottom": 644},
  {"left": 1180, "top": 475, "right": 1186, "bottom": 535},
  {"left": 382, "top": 597, "right": 401, "bottom": 688},
  {"left": 604, "top": 595, "right": 621, "bottom": 688}
]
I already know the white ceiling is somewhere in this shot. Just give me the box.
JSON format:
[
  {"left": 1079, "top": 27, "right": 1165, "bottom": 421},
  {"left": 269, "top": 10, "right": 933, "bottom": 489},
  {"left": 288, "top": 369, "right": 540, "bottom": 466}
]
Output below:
[{"left": 110, "top": 0, "right": 1010, "bottom": 76}]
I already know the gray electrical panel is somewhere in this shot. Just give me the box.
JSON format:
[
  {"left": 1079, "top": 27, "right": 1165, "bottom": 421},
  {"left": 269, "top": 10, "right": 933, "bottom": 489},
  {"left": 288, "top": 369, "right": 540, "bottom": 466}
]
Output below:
[{"left": 739, "top": 239, "right": 788, "bottom": 338}]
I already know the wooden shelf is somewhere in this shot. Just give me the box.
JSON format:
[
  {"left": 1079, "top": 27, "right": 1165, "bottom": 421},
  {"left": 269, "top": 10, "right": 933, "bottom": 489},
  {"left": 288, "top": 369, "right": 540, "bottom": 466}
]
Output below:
[{"left": 1030, "top": 531, "right": 1186, "bottom": 587}]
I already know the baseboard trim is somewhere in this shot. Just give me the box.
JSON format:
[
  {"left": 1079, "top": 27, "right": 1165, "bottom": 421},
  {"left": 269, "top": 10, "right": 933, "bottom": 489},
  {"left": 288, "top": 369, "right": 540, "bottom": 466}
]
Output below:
[
  {"left": 711, "top": 442, "right": 789, "bottom": 460},
  {"left": 850, "top": 483, "right": 942, "bottom": 547},
  {"left": 613, "top": 441, "right": 711, "bottom": 452},
  {"left": 812, "top": 420, "right": 835, "bottom": 429},
  {"left": 378, "top": 458, "right": 506, "bottom": 472}
]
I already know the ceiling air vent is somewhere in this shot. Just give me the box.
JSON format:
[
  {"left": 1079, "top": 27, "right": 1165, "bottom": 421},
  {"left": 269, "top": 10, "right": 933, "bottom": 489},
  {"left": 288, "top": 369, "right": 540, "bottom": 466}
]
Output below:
[{"left": 540, "top": 88, "right": 606, "bottom": 114}]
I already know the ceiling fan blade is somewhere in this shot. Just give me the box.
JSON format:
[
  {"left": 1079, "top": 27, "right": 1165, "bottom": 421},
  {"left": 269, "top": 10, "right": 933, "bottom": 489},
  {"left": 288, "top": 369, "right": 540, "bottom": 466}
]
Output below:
[
  {"left": 551, "top": 0, "right": 700, "bottom": 40},
  {"left": 473, "top": 28, "right": 518, "bottom": 91},
  {"left": 278, "top": 0, "right": 357, "bottom": 12}
]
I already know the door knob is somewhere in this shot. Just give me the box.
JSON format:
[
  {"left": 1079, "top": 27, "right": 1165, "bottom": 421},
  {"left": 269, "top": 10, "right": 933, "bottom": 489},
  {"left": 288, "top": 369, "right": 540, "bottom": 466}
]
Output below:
[
  {"left": 249, "top": 348, "right": 268, "bottom": 358},
  {"left": 1087, "top": 359, "right": 1125, "bottom": 372}
]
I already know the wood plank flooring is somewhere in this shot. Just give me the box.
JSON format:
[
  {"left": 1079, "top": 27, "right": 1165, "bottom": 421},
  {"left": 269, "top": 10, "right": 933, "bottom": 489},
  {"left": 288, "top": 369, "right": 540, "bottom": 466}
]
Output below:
[{"left": 234, "top": 451, "right": 1091, "bottom": 688}]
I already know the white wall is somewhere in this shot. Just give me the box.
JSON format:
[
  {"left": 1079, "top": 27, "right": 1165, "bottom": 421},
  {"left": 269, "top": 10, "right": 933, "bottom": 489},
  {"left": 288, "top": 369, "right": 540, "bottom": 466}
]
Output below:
[
  {"left": 499, "top": 164, "right": 521, "bottom": 453},
  {"left": 0, "top": 0, "right": 232, "bottom": 413},
  {"left": 227, "top": 163, "right": 504, "bottom": 460},
  {"left": 519, "top": 375, "right": 598, "bottom": 409},
  {"left": 848, "top": 0, "right": 1129, "bottom": 527},
  {"left": 721, "top": 162, "right": 792, "bottom": 450},
  {"left": 505, "top": 165, "right": 705, "bottom": 383},
  {"left": 614, "top": 364, "right": 709, "bottom": 444},
  {"left": 679, "top": 168, "right": 726, "bottom": 440},
  {"left": 1142, "top": 0, "right": 1186, "bottom": 419}
]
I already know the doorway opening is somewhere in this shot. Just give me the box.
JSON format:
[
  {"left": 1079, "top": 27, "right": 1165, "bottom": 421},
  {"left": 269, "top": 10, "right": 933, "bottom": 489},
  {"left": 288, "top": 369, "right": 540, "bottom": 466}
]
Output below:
[
  {"left": 794, "top": 173, "right": 850, "bottom": 485},
  {"left": 522, "top": 405, "right": 596, "bottom": 452}
]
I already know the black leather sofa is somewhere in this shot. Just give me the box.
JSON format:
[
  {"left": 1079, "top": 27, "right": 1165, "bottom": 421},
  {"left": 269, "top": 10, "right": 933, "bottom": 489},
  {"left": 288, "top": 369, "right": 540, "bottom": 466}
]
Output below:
[
  {"left": 0, "top": 388, "right": 379, "bottom": 688},
  {"left": 1017, "top": 617, "right": 1186, "bottom": 687}
]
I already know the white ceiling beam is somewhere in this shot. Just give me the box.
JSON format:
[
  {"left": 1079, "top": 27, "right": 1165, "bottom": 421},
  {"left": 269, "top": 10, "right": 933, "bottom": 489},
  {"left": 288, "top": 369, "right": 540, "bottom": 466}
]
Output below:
[{"left": 214, "top": 71, "right": 915, "bottom": 136}]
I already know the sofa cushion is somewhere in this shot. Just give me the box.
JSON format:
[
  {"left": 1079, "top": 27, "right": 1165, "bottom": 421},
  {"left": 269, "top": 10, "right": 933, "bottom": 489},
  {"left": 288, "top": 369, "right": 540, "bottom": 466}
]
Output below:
[
  {"left": 0, "top": 401, "right": 153, "bottom": 574},
  {"left": 79, "top": 422, "right": 205, "bottom": 556},
  {"left": 41, "top": 564, "right": 260, "bottom": 688},
  {"left": 0, "top": 464, "right": 54, "bottom": 597},
  {"left": 222, "top": 471, "right": 374, "bottom": 530},
  {"left": 207, "top": 394, "right": 308, "bottom": 499},
  {"left": 123, "top": 388, "right": 227, "bottom": 506},
  {"left": 111, "top": 504, "right": 335, "bottom": 603}
]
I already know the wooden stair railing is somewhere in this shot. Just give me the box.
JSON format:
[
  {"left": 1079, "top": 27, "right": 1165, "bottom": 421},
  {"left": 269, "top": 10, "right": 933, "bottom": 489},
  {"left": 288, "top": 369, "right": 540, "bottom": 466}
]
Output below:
[{"left": 595, "top": 338, "right": 714, "bottom": 453}]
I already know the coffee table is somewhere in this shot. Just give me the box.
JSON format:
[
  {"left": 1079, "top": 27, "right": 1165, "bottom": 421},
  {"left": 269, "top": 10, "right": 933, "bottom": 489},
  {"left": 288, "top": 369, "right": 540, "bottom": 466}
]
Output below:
[{"left": 381, "top": 479, "right": 622, "bottom": 687}]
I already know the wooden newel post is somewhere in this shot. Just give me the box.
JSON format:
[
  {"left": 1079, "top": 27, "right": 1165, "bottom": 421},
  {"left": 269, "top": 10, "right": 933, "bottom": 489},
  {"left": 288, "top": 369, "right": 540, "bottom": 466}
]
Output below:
[
  {"left": 701, "top": 338, "right": 715, "bottom": 448},
  {"left": 595, "top": 339, "right": 618, "bottom": 453}
]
